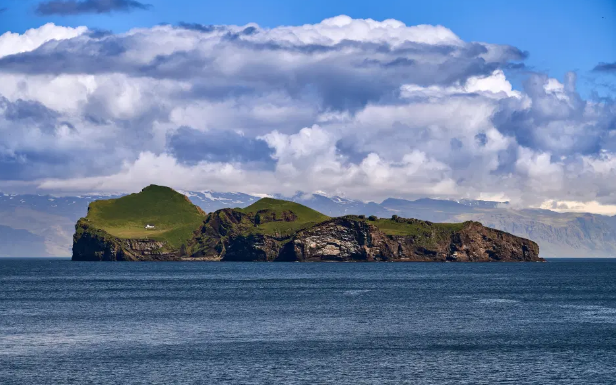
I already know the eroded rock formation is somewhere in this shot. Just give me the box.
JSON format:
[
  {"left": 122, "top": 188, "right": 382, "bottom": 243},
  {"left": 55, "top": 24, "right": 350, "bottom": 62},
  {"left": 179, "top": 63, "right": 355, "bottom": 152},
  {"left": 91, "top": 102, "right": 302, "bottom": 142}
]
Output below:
[
  {"left": 72, "top": 220, "right": 177, "bottom": 261},
  {"left": 190, "top": 215, "right": 541, "bottom": 262}
]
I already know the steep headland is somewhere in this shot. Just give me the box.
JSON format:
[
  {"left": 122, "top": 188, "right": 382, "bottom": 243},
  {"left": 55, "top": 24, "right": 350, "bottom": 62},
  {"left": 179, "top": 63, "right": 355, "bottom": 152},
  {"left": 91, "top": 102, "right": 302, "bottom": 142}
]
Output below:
[
  {"left": 72, "top": 186, "right": 542, "bottom": 262},
  {"left": 72, "top": 185, "right": 206, "bottom": 261}
]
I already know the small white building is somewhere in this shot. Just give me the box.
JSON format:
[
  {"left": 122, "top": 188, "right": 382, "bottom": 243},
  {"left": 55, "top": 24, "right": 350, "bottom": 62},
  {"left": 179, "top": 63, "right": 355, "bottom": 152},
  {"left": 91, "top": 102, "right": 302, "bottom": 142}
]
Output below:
[{"left": 145, "top": 224, "right": 155, "bottom": 230}]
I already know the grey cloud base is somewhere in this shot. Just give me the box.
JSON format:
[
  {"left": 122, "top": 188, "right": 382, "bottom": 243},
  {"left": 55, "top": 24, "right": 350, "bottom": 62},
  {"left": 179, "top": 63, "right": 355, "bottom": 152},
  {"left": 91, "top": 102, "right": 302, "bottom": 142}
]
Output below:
[
  {"left": 593, "top": 62, "right": 616, "bottom": 73},
  {"left": 36, "top": 0, "right": 151, "bottom": 15}
]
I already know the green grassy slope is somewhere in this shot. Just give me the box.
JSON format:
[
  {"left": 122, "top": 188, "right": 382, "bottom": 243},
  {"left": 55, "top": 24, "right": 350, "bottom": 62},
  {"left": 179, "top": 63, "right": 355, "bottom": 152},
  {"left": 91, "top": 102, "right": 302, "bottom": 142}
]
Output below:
[
  {"left": 347, "top": 215, "right": 466, "bottom": 247},
  {"left": 239, "top": 198, "right": 330, "bottom": 236},
  {"left": 238, "top": 198, "right": 464, "bottom": 241},
  {"left": 84, "top": 185, "right": 205, "bottom": 249},
  {"left": 368, "top": 218, "right": 464, "bottom": 236}
]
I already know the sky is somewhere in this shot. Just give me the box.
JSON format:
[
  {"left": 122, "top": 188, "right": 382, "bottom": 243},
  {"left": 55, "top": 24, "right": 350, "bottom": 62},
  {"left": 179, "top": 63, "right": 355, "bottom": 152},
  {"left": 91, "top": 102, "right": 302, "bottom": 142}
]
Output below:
[{"left": 0, "top": 0, "right": 615, "bottom": 213}]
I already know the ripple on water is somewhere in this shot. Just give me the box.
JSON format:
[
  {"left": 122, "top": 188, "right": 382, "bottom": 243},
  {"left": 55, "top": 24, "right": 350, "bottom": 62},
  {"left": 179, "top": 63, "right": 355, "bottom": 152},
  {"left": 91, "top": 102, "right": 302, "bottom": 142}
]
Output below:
[{"left": 1, "top": 259, "right": 615, "bottom": 384}]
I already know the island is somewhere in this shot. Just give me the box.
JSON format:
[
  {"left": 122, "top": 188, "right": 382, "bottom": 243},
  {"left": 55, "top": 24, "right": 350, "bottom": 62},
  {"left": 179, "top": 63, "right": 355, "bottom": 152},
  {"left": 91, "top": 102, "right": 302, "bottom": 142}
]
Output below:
[{"left": 72, "top": 185, "right": 542, "bottom": 262}]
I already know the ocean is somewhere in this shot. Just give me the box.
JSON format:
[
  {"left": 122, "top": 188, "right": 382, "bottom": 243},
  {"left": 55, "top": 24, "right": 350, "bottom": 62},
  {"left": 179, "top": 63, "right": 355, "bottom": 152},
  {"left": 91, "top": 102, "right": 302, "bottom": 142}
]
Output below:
[{"left": 1, "top": 259, "right": 615, "bottom": 384}]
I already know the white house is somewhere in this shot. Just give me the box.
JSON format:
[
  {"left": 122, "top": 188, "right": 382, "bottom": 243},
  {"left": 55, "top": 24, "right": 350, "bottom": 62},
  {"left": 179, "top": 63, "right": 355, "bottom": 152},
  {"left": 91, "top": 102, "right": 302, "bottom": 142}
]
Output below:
[{"left": 145, "top": 224, "right": 155, "bottom": 230}]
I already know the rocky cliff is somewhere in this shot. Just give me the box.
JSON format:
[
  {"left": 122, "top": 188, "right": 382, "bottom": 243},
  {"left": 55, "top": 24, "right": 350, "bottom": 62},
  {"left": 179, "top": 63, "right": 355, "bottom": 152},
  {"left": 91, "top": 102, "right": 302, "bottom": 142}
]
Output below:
[
  {"left": 277, "top": 218, "right": 539, "bottom": 262},
  {"left": 190, "top": 212, "right": 541, "bottom": 262},
  {"left": 73, "top": 220, "right": 178, "bottom": 261}
]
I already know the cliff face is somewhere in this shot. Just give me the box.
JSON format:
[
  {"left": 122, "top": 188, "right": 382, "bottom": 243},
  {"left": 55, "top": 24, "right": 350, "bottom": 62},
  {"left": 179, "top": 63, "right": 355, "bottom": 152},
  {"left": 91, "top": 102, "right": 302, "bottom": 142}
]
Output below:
[
  {"left": 275, "top": 218, "right": 540, "bottom": 262},
  {"left": 459, "top": 211, "right": 616, "bottom": 258},
  {"left": 447, "top": 222, "right": 540, "bottom": 262},
  {"left": 191, "top": 216, "right": 542, "bottom": 262},
  {"left": 72, "top": 220, "right": 178, "bottom": 261},
  {"left": 278, "top": 218, "right": 375, "bottom": 261}
]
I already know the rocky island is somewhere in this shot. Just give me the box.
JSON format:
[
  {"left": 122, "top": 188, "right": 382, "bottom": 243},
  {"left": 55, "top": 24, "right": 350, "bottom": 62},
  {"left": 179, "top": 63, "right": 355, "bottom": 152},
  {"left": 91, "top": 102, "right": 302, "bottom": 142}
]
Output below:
[{"left": 72, "top": 185, "right": 542, "bottom": 262}]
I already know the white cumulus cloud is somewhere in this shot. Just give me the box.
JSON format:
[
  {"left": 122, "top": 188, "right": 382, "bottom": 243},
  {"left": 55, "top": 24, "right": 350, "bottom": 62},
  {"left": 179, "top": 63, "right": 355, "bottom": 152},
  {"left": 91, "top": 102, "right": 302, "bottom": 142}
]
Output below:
[{"left": 0, "top": 16, "right": 614, "bottom": 213}]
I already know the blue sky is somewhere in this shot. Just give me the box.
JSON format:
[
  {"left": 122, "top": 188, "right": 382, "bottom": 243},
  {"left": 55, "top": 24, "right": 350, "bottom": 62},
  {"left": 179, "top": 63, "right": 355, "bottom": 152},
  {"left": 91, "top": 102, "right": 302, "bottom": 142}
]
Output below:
[
  {"left": 1, "top": 0, "right": 616, "bottom": 213},
  {"left": 1, "top": 0, "right": 614, "bottom": 97}
]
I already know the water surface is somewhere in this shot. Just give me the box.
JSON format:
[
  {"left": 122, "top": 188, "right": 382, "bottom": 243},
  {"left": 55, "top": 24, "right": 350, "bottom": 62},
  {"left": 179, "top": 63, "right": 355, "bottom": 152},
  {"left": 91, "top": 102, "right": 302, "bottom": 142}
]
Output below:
[{"left": 1, "top": 259, "right": 615, "bottom": 384}]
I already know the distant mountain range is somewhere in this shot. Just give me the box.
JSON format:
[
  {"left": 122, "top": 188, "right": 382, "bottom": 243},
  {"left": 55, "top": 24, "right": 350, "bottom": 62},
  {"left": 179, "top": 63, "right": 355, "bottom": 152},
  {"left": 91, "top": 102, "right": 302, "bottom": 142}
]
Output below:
[{"left": 1, "top": 190, "right": 616, "bottom": 258}]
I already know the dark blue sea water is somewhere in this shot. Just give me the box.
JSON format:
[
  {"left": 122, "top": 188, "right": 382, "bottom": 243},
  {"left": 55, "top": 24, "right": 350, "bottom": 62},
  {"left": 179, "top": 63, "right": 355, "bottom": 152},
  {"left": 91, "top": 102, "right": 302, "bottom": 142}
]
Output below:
[{"left": 1, "top": 259, "right": 616, "bottom": 384}]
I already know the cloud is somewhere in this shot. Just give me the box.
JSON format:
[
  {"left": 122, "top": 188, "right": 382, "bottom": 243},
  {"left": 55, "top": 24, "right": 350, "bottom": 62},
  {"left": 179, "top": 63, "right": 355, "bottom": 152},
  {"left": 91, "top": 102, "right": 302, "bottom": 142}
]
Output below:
[
  {"left": 593, "top": 61, "right": 616, "bottom": 73},
  {"left": 491, "top": 73, "right": 613, "bottom": 157},
  {"left": 35, "top": 0, "right": 151, "bottom": 16},
  {"left": 0, "top": 23, "right": 87, "bottom": 59},
  {"left": 0, "top": 17, "right": 615, "bottom": 213},
  {"left": 167, "top": 126, "right": 275, "bottom": 165},
  {"left": 176, "top": 23, "right": 220, "bottom": 33}
]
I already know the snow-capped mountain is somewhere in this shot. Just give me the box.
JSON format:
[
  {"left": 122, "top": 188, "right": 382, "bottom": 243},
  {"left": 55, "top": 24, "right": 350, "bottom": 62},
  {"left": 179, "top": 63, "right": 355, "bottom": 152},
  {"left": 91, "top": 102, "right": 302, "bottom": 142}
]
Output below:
[
  {"left": 456, "top": 199, "right": 506, "bottom": 209},
  {"left": 179, "top": 191, "right": 259, "bottom": 213},
  {"left": 274, "top": 192, "right": 390, "bottom": 217},
  {"left": 2, "top": 188, "right": 616, "bottom": 258}
]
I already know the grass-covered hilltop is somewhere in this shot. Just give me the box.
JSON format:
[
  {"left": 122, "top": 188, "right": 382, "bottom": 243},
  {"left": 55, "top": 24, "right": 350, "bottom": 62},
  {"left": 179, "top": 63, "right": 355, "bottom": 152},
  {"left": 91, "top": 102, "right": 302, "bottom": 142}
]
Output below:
[
  {"left": 73, "top": 185, "right": 206, "bottom": 261},
  {"left": 72, "top": 185, "right": 542, "bottom": 262}
]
